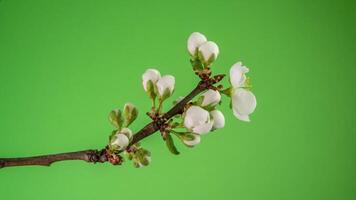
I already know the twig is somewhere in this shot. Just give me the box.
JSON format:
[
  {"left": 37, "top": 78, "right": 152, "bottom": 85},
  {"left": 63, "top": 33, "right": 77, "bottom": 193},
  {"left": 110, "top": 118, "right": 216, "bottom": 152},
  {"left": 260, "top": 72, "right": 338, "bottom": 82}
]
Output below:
[{"left": 0, "top": 75, "right": 224, "bottom": 169}]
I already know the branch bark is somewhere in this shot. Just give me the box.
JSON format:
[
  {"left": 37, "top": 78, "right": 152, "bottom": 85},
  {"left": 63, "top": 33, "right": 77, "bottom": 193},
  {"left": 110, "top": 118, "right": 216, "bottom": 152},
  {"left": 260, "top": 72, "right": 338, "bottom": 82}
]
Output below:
[{"left": 0, "top": 77, "right": 222, "bottom": 169}]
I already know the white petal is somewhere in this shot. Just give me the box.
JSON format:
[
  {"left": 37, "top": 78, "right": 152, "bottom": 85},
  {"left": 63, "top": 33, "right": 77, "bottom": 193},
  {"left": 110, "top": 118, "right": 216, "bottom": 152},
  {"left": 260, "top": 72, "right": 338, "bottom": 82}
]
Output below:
[
  {"left": 198, "top": 41, "right": 219, "bottom": 62},
  {"left": 231, "top": 88, "right": 257, "bottom": 121},
  {"left": 229, "top": 62, "right": 249, "bottom": 88},
  {"left": 156, "top": 75, "right": 175, "bottom": 97},
  {"left": 184, "top": 106, "right": 210, "bottom": 129},
  {"left": 120, "top": 128, "right": 133, "bottom": 140},
  {"left": 187, "top": 32, "right": 207, "bottom": 56},
  {"left": 193, "top": 121, "right": 213, "bottom": 135},
  {"left": 210, "top": 110, "right": 225, "bottom": 129},
  {"left": 183, "top": 134, "right": 201, "bottom": 146},
  {"left": 232, "top": 109, "right": 250, "bottom": 122},
  {"left": 201, "top": 89, "right": 221, "bottom": 107},
  {"left": 111, "top": 133, "right": 129, "bottom": 150},
  {"left": 142, "top": 69, "right": 161, "bottom": 91}
]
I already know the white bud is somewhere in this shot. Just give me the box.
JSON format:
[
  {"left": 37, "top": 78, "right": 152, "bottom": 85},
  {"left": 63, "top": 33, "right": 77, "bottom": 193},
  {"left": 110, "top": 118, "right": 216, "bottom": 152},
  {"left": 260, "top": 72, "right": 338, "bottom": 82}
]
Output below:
[
  {"left": 111, "top": 133, "right": 129, "bottom": 150},
  {"left": 187, "top": 32, "right": 207, "bottom": 56},
  {"left": 231, "top": 88, "right": 257, "bottom": 122},
  {"left": 183, "top": 106, "right": 213, "bottom": 134},
  {"left": 142, "top": 68, "right": 161, "bottom": 91},
  {"left": 198, "top": 41, "right": 219, "bottom": 63},
  {"left": 230, "top": 62, "right": 249, "bottom": 88},
  {"left": 183, "top": 134, "right": 201, "bottom": 147},
  {"left": 201, "top": 89, "right": 221, "bottom": 107},
  {"left": 156, "top": 75, "right": 175, "bottom": 99},
  {"left": 210, "top": 110, "right": 225, "bottom": 129}
]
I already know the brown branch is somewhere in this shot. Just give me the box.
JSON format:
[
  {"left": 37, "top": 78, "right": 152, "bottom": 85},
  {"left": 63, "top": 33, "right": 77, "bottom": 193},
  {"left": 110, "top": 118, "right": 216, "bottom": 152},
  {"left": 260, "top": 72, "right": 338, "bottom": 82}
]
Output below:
[{"left": 0, "top": 75, "right": 224, "bottom": 169}]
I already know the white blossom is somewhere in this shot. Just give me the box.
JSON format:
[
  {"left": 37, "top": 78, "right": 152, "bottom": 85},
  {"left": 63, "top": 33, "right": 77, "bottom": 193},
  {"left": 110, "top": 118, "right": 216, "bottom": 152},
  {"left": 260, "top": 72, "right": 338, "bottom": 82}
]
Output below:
[
  {"left": 142, "top": 68, "right": 161, "bottom": 91},
  {"left": 156, "top": 75, "right": 175, "bottom": 99},
  {"left": 184, "top": 106, "right": 213, "bottom": 134},
  {"left": 230, "top": 62, "right": 249, "bottom": 88},
  {"left": 187, "top": 32, "right": 207, "bottom": 56},
  {"left": 201, "top": 89, "right": 221, "bottom": 107},
  {"left": 231, "top": 88, "right": 257, "bottom": 122},
  {"left": 183, "top": 134, "right": 201, "bottom": 147},
  {"left": 210, "top": 110, "right": 225, "bottom": 129},
  {"left": 198, "top": 41, "right": 219, "bottom": 63}
]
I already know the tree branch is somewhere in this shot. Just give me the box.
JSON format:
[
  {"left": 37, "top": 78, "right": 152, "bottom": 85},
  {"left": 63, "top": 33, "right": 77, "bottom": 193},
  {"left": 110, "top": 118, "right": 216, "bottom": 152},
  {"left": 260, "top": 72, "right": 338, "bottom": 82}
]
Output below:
[{"left": 0, "top": 76, "right": 223, "bottom": 169}]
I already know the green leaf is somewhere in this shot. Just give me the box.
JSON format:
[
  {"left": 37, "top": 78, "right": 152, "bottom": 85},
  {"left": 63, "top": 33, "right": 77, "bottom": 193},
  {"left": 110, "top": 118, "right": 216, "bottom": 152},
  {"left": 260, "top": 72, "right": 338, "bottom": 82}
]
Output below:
[
  {"left": 123, "top": 103, "right": 138, "bottom": 127},
  {"left": 165, "top": 134, "right": 180, "bottom": 155},
  {"left": 109, "top": 109, "right": 123, "bottom": 129}
]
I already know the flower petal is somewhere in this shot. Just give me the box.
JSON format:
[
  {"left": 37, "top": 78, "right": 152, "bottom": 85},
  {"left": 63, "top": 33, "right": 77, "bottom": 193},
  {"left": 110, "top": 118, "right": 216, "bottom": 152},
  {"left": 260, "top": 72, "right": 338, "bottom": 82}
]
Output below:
[
  {"left": 184, "top": 106, "right": 210, "bottom": 129},
  {"left": 192, "top": 121, "right": 213, "bottom": 134},
  {"left": 232, "top": 108, "right": 250, "bottom": 122},
  {"left": 229, "top": 62, "right": 249, "bottom": 88},
  {"left": 231, "top": 88, "right": 257, "bottom": 121},
  {"left": 187, "top": 32, "right": 207, "bottom": 56},
  {"left": 210, "top": 110, "right": 225, "bottom": 129}
]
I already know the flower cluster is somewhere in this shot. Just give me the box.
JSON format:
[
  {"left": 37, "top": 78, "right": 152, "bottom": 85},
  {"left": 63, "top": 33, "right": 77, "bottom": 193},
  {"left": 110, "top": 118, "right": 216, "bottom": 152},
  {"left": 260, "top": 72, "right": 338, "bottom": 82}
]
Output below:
[{"left": 106, "top": 32, "right": 257, "bottom": 167}]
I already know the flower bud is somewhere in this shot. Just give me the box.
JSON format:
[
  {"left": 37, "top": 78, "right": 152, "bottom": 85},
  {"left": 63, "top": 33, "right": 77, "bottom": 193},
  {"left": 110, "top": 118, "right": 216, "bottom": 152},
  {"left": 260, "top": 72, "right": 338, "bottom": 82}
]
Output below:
[
  {"left": 187, "top": 32, "right": 207, "bottom": 56},
  {"left": 111, "top": 132, "right": 129, "bottom": 151},
  {"left": 182, "top": 133, "right": 201, "bottom": 147},
  {"left": 142, "top": 69, "right": 161, "bottom": 99},
  {"left": 183, "top": 105, "right": 213, "bottom": 134},
  {"left": 210, "top": 110, "right": 225, "bottom": 129},
  {"left": 201, "top": 89, "right": 221, "bottom": 107},
  {"left": 231, "top": 88, "right": 257, "bottom": 122},
  {"left": 198, "top": 41, "right": 219, "bottom": 64},
  {"left": 156, "top": 75, "right": 175, "bottom": 100}
]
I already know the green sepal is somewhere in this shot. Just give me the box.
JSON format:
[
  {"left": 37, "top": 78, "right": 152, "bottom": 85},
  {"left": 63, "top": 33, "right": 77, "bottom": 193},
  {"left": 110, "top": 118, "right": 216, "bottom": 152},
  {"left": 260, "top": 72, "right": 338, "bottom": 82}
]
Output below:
[
  {"left": 221, "top": 87, "right": 233, "bottom": 97},
  {"left": 165, "top": 134, "right": 180, "bottom": 155},
  {"left": 160, "top": 88, "right": 173, "bottom": 102},
  {"left": 109, "top": 109, "right": 123, "bottom": 129},
  {"left": 146, "top": 80, "right": 157, "bottom": 100},
  {"left": 195, "top": 96, "right": 204, "bottom": 106},
  {"left": 173, "top": 131, "right": 195, "bottom": 141},
  {"left": 190, "top": 57, "right": 204, "bottom": 71}
]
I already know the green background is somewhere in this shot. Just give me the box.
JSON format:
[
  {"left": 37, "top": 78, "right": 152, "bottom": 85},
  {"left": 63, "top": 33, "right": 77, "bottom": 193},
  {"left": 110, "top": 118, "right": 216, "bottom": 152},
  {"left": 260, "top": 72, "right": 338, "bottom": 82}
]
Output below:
[{"left": 0, "top": 0, "right": 355, "bottom": 199}]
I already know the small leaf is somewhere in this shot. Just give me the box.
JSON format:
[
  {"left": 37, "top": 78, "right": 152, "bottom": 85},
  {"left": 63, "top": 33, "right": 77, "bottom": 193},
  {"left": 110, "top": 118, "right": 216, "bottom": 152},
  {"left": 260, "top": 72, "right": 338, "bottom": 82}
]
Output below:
[
  {"left": 165, "top": 134, "right": 180, "bottom": 155},
  {"left": 123, "top": 103, "right": 138, "bottom": 127},
  {"left": 109, "top": 109, "right": 123, "bottom": 129}
]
